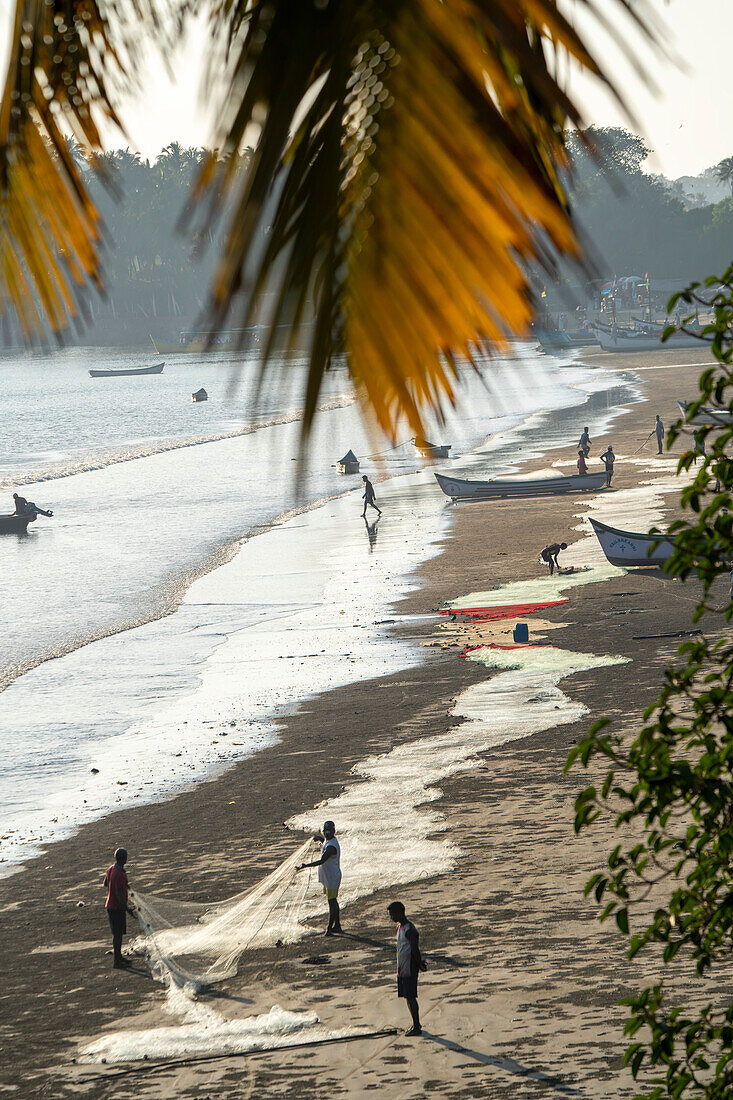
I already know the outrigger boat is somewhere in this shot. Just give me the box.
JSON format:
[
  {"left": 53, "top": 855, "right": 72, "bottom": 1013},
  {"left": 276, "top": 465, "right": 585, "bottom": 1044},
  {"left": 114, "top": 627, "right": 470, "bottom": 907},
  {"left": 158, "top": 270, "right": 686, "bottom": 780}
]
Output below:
[
  {"left": 677, "top": 401, "right": 733, "bottom": 427},
  {"left": 0, "top": 513, "right": 35, "bottom": 534},
  {"left": 589, "top": 517, "right": 674, "bottom": 568},
  {"left": 89, "top": 362, "right": 164, "bottom": 378},
  {"left": 435, "top": 471, "right": 607, "bottom": 501},
  {"left": 594, "top": 325, "right": 699, "bottom": 353},
  {"left": 414, "top": 437, "right": 451, "bottom": 459}
]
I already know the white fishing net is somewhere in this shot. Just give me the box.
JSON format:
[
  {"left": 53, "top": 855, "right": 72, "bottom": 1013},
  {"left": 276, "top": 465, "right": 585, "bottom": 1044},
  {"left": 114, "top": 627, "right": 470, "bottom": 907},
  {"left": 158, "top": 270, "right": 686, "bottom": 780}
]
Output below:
[{"left": 130, "top": 837, "right": 320, "bottom": 993}]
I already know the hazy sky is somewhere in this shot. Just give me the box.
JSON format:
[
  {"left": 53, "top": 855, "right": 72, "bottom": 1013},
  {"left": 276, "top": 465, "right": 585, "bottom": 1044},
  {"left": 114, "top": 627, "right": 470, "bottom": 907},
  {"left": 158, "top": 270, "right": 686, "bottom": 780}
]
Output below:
[{"left": 0, "top": 0, "right": 730, "bottom": 179}]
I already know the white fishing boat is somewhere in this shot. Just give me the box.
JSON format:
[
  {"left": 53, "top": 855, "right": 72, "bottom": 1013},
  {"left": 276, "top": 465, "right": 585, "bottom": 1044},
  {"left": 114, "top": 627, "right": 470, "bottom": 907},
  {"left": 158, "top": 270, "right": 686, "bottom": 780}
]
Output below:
[
  {"left": 435, "top": 471, "right": 607, "bottom": 501},
  {"left": 589, "top": 517, "right": 674, "bottom": 568},
  {"left": 594, "top": 325, "right": 699, "bottom": 353},
  {"left": 414, "top": 437, "right": 451, "bottom": 459},
  {"left": 89, "top": 362, "right": 164, "bottom": 378},
  {"left": 676, "top": 401, "right": 733, "bottom": 427}
]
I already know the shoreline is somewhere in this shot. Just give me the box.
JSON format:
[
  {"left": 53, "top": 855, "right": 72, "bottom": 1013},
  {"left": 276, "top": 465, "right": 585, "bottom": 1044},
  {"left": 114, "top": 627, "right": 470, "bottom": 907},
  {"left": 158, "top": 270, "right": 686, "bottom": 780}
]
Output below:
[{"left": 1, "top": 345, "right": 722, "bottom": 1098}]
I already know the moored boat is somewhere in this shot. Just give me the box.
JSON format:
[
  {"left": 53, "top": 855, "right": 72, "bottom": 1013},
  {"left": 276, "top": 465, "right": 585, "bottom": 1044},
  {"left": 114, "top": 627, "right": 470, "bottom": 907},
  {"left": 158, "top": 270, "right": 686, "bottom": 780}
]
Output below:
[
  {"left": 89, "top": 362, "right": 164, "bottom": 378},
  {"left": 435, "top": 471, "right": 607, "bottom": 501},
  {"left": 535, "top": 326, "right": 598, "bottom": 351},
  {"left": 414, "top": 437, "right": 451, "bottom": 459},
  {"left": 0, "top": 513, "right": 35, "bottom": 534},
  {"left": 336, "top": 450, "right": 360, "bottom": 474},
  {"left": 594, "top": 325, "right": 699, "bottom": 353},
  {"left": 676, "top": 401, "right": 733, "bottom": 427},
  {"left": 589, "top": 517, "right": 674, "bottom": 568}
]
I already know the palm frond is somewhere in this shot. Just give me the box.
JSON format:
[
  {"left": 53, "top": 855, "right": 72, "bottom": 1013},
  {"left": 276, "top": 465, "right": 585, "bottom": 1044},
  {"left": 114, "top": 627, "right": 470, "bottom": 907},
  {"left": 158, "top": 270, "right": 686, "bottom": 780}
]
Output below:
[
  {"left": 0, "top": 0, "right": 151, "bottom": 341},
  {"left": 195, "top": 0, "right": 656, "bottom": 443}
]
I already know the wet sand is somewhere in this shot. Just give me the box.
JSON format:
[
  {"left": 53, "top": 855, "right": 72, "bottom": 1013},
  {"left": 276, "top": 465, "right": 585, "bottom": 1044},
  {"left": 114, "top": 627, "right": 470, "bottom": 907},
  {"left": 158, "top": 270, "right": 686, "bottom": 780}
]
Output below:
[{"left": 1, "top": 346, "right": 726, "bottom": 1099}]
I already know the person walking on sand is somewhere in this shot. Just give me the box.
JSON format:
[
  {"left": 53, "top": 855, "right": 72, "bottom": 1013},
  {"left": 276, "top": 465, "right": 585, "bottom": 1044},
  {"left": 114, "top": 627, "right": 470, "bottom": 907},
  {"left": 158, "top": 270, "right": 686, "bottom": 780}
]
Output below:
[
  {"left": 578, "top": 427, "right": 591, "bottom": 457},
  {"left": 655, "top": 415, "right": 665, "bottom": 455},
  {"left": 361, "top": 475, "right": 381, "bottom": 518},
  {"left": 540, "top": 541, "right": 567, "bottom": 576},
  {"left": 600, "top": 444, "right": 616, "bottom": 487},
  {"left": 577, "top": 450, "right": 588, "bottom": 475},
  {"left": 297, "top": 820, "right": 342, "bottom": 935},
  {"left": 388, "top": 901, "right": 427, "bottom": 1036},
  {"left": 104, "top": 847, "right": 135, "bottom": 969}
]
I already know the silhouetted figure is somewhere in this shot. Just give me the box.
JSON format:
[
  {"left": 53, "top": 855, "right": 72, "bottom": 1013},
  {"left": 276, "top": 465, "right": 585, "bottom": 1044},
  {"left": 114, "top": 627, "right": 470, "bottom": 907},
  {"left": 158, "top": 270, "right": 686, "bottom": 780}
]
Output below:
[
  {"left": 600, "top": 444, "right": 616, "bottom": 487},
  {"left": 577, "top": 450, "right": 588, "bottom": 475},
  {"left": 12, "top": 493, "right": 28, "bottom": 515},
  {"left": 362, "top": 476, "right": 381, "bottom": 518},
  {"left": 540, "top": 542, "right": 567, "bottom": 576},
  {"left": 104, "top": 847, "right": 135, "bottom": 969},
  {"left": 297, "top": 820, "right": 342, "bottom": 935},
  {"left": 388, "top": 901, "right": 427, "bottom": 1036},
  {"left": 655, "top": 415, "right": 665, "bottom": 455},
  {"left": 578, "top": 427, "right": 591, "bottom": 457}
]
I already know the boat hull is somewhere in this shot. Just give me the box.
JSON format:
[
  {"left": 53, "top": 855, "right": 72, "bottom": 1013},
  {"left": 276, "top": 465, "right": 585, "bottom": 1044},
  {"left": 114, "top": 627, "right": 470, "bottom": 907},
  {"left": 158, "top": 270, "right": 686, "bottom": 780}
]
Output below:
[
  {"left": 589, "top": 517, "right": 673, "bottom": 568},
  {"left": 0, "top": 513, "right": 34, "bottom": 534},
  {"left": 677, "top": 401, "right": 733, "bottom": 427},
  {"left": 435, "top": 471, "right": 607, "bottom": 501},
  {"left": 535, "top": 327, "right": 598, "bottom": 350},
  {"left": 89, "top": 362, "right": 164, "bottom": 377},
  {"left": 595, "top": 328, "right": 700, "bottom": 353}
]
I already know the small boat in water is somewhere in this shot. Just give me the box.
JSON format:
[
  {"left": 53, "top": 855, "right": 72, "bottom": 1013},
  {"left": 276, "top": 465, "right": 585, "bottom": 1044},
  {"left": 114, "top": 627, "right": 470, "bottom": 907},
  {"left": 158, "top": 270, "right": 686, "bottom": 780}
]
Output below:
[
  {"left": 677, "top": 401, "right": 733, "bottom": 427},
  {"left": 589, "top": 517, "right": 674, "bottom": 568},
  {"left": 191, "top": 388, "right": 208, "bottom": 402},
  {"left": 435, "top": 471, "right": 607, "bottom": 501},
  {"left": 89, "top": 362, "right": 164, "bottom": 378},
  {"left": 336, "top": 450, "right": 360, "bottom": 474},
  {"left": 0, "top": 513, "right": 35, "bottom": 534},
  {"left": 414, "top": 437, "right": 451, "bottom": 459}
]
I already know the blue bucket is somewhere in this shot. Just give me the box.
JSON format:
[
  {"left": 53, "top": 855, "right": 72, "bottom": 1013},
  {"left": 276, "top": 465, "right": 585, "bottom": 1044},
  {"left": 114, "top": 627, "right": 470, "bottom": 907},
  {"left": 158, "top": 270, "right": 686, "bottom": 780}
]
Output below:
[{"left": 513, "top": 623, "right": 529, "bottom": 643}]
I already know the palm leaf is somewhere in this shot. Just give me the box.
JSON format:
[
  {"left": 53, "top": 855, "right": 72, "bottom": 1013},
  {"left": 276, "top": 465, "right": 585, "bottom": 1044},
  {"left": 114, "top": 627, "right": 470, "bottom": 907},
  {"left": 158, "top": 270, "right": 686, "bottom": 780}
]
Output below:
[
  {"left": 0, "top": 0, "right": 152, "bottom": 341},
  {"left": 193, "top": 0, "right": 656, "bottom": 443}
]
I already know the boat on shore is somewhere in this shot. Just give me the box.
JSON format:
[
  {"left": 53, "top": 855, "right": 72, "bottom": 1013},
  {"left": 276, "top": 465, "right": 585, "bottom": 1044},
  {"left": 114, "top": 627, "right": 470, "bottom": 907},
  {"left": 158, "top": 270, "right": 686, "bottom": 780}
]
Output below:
[
  {"left": 589, "top": 517, "right": 674, "bottom": 568},
  {"left": 677, "top": 401, "right": 733, "bottom": 426},
  {"left": 414, "top": 437, "right": 451, "bottom": 459},
  {"left": 535, "top": 326, "right": 598, "bottom": 351},
  {"left": 89, "top": 362, "right": 164, "bottom": 378},
  {"left": 0, "top": 513, "right": 35, "bottom": 534},
  {"left": 594, "top": 324, "right": 700, "bottom": 353},
  {"left": 435, "top": 471, "right": 607, "bottom": 501}
]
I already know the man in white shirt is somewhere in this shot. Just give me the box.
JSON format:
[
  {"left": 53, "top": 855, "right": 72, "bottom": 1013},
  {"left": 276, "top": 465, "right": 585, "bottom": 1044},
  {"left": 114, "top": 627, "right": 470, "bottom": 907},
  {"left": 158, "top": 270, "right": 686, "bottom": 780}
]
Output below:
[
  {"left": 388, "top": 901, "right": 427, "bottom": 1036},
  {"left": 297, "top": 820, "right": 343, "bottom": 935}
]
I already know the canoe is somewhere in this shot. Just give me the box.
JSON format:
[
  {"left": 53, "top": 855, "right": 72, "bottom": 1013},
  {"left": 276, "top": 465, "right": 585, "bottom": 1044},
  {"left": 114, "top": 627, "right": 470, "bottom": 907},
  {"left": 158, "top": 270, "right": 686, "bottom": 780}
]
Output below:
[
  {"left": 435, "top": 471, "right": 607, "bottom": 501},
  {"left": 594, "top": 326, "right": 699, "bottom": 352},
  {"left": 414, "top": 437, "right": 451, "bottom": 458},
  {"left": 191, "top": 387, "right": 208, "bottom": 402},
  {"left": 337, "top": 449, "right": 360, "bottom": 474},
  {"left": 89, "top": 362, "right": 164, "bottom": 377},
  {"left": 0, "top": 513, "right": 35, "bottom": 534},
  {"left": 589, "top": 517, "right": 674, "bottom": 568},
  {"left": 677, "top": 401, "right": 733, "bottom": 427}
]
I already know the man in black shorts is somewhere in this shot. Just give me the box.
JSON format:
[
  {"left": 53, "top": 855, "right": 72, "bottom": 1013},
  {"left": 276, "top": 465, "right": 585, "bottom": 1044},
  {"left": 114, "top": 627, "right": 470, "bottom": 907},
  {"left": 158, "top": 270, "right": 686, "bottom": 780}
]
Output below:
[
  {"left": 540, "top": 541, "right": 567, "bottom": 576},
  {"left": 388, "top": 901, "right": 427, "bottom": 1036},
  {"left": 104, "top": 847, "right": 135, "bottom": 969},
  {"left": 361, "top": 476, "right": 382, "bottom": 518}
]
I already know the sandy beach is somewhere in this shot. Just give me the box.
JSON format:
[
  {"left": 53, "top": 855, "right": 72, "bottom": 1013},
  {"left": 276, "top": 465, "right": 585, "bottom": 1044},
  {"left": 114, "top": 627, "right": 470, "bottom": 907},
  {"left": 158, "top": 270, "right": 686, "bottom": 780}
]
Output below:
[{"left": 1, "top": 345, "right": 727, "bottom": 1099}]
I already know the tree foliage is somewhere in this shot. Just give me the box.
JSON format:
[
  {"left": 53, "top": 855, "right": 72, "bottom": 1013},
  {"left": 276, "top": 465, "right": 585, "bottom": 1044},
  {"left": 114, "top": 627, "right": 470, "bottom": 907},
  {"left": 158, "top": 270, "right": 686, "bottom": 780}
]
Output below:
[
  {"left": 0, "top": 0, "right": 655, "bottom": 439},
  {"left": 566, "top": 266, "right": 733, "bottom": 1098}
]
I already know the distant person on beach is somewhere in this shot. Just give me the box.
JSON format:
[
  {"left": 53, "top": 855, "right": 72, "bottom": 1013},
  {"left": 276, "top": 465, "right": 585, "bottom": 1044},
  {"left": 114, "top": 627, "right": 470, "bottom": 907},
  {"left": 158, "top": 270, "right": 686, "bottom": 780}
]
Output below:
[
  {"left": 578, "top": 428, "right": 591, "bottom": 457},
  {"left": 388, "top": 901, "right": 427, "bottom": 1036},
  {"left": 104, "top": 847, "right": 135, "bottom": 969},
  {"left": 540, "top": 542, "right": 567, "bottom": 576},
  {"left": 297, "top": 820, "right": 342, "bottom": 935},
  {"left": 362, "top": 476, "right": 382, "bottom": 518},
  {"left": 693, "top": 430, "right": 706, "bottom": 464},
  {"left": 600, "top": 444, "right": 615, "bottom": 487},
  {"left": 655, "top": 415, "right": 665, "bottom": 455},
  {"left": 577, "top": 450, "right": 588, "bottom": 475}
]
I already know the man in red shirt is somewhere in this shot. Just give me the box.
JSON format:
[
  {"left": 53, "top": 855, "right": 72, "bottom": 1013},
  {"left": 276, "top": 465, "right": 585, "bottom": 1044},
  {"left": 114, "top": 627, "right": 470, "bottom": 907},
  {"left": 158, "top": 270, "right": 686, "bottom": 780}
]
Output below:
[{"left": 104, "top": 848, "right": 135, "bottom": 969}]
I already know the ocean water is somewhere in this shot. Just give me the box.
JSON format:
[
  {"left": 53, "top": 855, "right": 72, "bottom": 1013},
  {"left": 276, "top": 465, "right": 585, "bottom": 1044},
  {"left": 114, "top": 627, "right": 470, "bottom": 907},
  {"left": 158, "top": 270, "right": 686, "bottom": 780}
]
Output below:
[{"left": 0, "top": 343, "right": 640, "bottom": 874}]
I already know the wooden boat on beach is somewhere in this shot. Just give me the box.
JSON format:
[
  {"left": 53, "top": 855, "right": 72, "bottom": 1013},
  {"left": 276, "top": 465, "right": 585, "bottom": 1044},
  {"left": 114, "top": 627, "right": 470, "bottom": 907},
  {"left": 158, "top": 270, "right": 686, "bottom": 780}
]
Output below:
[
  {"left": 435, "top": 471, "right": 607, "bottom": 501},
  {"left": 535, "top": 327, "right": 598, "bottom": 351},
  {"left": 0, "top": 513, "right": 35, "bottom": 534},
  {"left": 677, "top": 401, "right": 733, "bottom": 427},
  {"left": 89, "top": 362, "right": 164, "bottom": 378},
  {"left": 594, "top": 325, "right": 699, "bottom": 353},
  {"left": 414, "top": 437, "right": 451, "bottom": 459},
  {"left": 589, "top": 517, "right": 674, "bottom": 568},
  {"left": 337, "top": 450, "right": 360, "bottom": 474}
]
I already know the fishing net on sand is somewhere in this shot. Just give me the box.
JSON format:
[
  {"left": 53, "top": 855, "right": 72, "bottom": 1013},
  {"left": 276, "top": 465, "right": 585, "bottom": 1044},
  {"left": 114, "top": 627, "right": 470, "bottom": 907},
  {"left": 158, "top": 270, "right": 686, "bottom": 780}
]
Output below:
[{"left": 130, "top": 838, "right": 319, "bottom": 992}]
